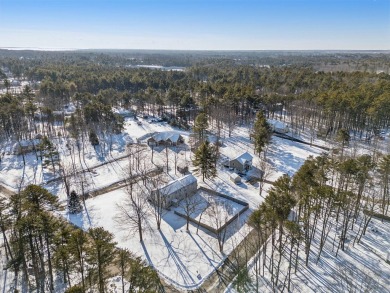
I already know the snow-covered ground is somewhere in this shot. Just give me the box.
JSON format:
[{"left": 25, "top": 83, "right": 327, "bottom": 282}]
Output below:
[
  {"left": 174, "top": 188, "right": 246, "bottom": 230},
  {"left": 57, "top": 124, "right": 322, "bottom": 290},
  {"left": 64, "top": 185, "right": 251, "bottom": 290},
  {"left": 226, "top": 216, "right": 390, "bottom": 293},
  {"left": 0, "top": 117, "right": 331, "bottom": 290},
  {"left": 0, "top": 117, "right": 191, "bottom": 192}
]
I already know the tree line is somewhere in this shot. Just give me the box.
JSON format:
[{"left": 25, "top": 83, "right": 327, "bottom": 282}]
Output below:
[
  {"left": 1, "top": 57, "right": 390, "bottom": 151},
  {"left": 244, "top": 147, "right": 390, "bottom": 292}
]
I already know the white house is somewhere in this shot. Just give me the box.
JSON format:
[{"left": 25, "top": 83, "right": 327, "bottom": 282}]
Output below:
[
  {"left": 151, "top": 174, "right": 197, "bottom": 208},
  {"left": 270, "top": 121, "right": 289, "bottom": 133},
  {"left": 229, "top": 152, "right": 253, "bottom": 173}
]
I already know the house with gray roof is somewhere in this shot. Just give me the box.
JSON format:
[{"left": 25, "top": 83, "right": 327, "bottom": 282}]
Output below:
[
  {"left": 229, "top": 152, "right": 253, "bottom": 173},
  {"left": 150, "top": 174, "right": 197, "bottom": 208},
  {"left": 147, "top": 132, "right": 184, "bottom": 146}
]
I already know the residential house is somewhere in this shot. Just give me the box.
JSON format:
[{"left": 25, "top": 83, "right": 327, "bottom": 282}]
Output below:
[
  {"left": 229, "top": 152, "right": 253, "bottom": 173},
  {"left": 150, "top": 174, "right": 197, "bottom": 208},
  {"left": 147, "top": 132, "right": 184, "bottom": 146}
]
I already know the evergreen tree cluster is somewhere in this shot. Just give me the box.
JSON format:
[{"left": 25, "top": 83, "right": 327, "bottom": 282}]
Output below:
[
  {"left": 2, "top": 53, "right": 390, "bottom": 151},
  {"left": 247, "top": 150, "right": 390, "bottom": 291}
]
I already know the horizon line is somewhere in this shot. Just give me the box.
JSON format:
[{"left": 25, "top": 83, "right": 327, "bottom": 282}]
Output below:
[{"left": 1, "top": 47, "right": 390, "bottom": 53}]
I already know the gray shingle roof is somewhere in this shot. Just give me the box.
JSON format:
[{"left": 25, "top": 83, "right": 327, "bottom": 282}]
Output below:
[{"left": 157, "top": 174, "right": 197, "bottom": 196}]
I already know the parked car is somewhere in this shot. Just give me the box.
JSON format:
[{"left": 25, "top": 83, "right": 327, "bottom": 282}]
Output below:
[{"left": 137, "top": 121, "right": 142, "bottom": 125}]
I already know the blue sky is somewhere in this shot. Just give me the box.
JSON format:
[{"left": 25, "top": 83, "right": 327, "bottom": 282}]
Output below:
[{"left": 0, "top": 0, "right": 388, "bottom": 50}]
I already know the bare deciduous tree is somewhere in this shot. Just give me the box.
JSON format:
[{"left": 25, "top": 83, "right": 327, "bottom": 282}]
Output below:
[
  {"left": 147, "top": 173, "right": 167, "bottom": 230},
  {"left": 115, "top": 147, "right": 151, "bottom": 242},
  {"left": 116, "top": 182, "right": 150, "bottom": 242},
  {"left": 180, "top": 191, "right": 203, "bottom": 231},
  {"left": 206, "top": 197, "right": 233, "bottom": 253},
  {"left": 257, "top": 157, "right": 275, "bottom": 198}
]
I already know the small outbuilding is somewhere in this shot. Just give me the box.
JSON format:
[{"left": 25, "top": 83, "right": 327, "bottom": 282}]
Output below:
[
  {"left": 229, "top": 173, "right": 241, "bottom": 184},
  {"left": 229, "top": 152, "right": 253, "bottom": 173},
  {"left": 246, "top": 167, "right": 264, "bottom": 182}
]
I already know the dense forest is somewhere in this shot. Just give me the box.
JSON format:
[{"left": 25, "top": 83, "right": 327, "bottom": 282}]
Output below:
[{"left": 1, "top": 49, "right": 390, "bottom": 147}]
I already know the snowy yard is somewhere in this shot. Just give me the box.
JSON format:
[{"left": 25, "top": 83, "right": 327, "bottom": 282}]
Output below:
[
  {"left": 63, "top": 186, "right": 252, "bottom": 290},
  {"left": 174, "top": 188, "right": 248, "bottom": 231}
]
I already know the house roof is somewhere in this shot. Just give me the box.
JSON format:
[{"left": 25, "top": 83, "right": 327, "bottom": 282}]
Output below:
[
  {"left": 149, "top": 132, "right": 183, "bottom": 143},
  {"left": 232, "top": 152, "right": 253, "bottom": 165},
  {"left": 157, "top": 174, "right": 197, "bottom": 196},
  {"left": 230, "top": 173, "right": 241, "bottom": 180}
]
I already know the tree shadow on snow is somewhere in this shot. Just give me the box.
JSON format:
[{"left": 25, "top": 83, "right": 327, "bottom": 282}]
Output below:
[{"left": 158, "top": 230, "right": 196, "bottom": 286}]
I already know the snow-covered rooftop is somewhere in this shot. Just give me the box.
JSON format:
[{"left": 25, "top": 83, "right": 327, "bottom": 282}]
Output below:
[
  {"left": 232, "top": 152, "right": 253, "bottom": 165},
  {"left": 158, "top": 174, "right": 197, "bottom": 196},
  {"left": 150, "top": 132, "right": 183, "bottom": 143},
  {"left": 229, "top": 173, "right": 241, "bottom": 180}
]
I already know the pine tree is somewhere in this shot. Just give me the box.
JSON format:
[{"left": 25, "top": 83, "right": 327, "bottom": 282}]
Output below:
[
  {"left": 116, "top": 248, "right": 132, "bottom": 293},
  {"left": 128, "top": 256, "right": 162, "bottom": 293},
  {"left": 252, "top": 111, "right": 272, "bottom": 156},
  {"left": 192, "top": 141, "right": 217, "bottom": 181},
  {"left": 377, "top": 154, "right": 390, "bottom": 214},
  {"left": 68, "top": 229, "right": 88, "bottom": 291},
  {"left": 68, "top": 190, "right": 83, "bottom": 214},
  {"left": 337, "top": 128, "right": 350, "bottom": 157},
  {"left": 53, "top": 221, "right": 73, "bottom": 286},
  {"left": 0, "top": 197, "right": 13, "bottom": 263},
  {"left": 194, "top": 112, "right": 208, "bottom": 143},
  {"left": 86, "top": 227, "right": 117, "bottom": 293},
  {"left": 11, "top": 185, "right": 60, "bottom": 292},
  {"left": 38, "top": 136, "right": 60, "bottom": 173},
  {"left": 265, "top": 174, "right": 296, "bottom": 248}
]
